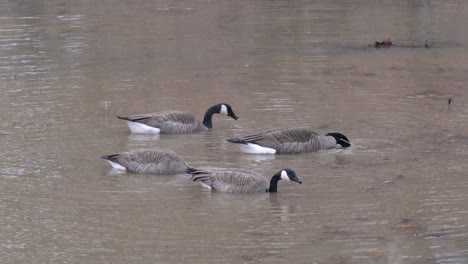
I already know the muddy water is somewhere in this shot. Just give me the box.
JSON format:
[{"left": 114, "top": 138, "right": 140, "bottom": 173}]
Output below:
[{"left": 1, "top": 0, "right": 468, "bottom": 263}]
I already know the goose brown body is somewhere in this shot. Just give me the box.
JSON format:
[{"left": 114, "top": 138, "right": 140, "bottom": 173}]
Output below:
[
  {"left": 227, "top": 127, "right": 339, "bottom": 154},
  {"left": 101, "top": 148, "right": 189, "bottom": 175},
  {"left": 188, "top": 167, "right": 302, "bottom": 193},
  {"left": 118, "top": 103, "right": 238, "bottom": 134},
  {"left": 119, "top": 110, "right": 206, "bottom": 134}
]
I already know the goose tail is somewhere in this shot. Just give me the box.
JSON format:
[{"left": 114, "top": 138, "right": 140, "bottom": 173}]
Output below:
[
  {"left": 185, "top": 167, "right": 209, "bottom": 175},
  {"left": 117, "top": 116, "right": 131, "bottom": 121},
  {"left": 100, "top": 154, "right": 119, "bottom": 162},
  {"left": 185, "top": 167, "right": 211, "bottom": 181},
  {"left": 191, "top": 174, "right": 211, "bottom": 182},
  {"left": 101, "top": 154, "right": 127, "bottom": 171},
  {"left": 226, "top": 138, "right": 247, "bottom": 144},
  {"left": 185, "top": 167, "right": 197, "bottom": 174}
]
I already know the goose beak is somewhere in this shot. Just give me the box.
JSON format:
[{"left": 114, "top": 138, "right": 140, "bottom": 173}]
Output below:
[
  {"left": 230, "top": 113, "right": 238, "bottom": 120},
  {"left": 292, "top": 177, "right": 302, "bottom": 184}
]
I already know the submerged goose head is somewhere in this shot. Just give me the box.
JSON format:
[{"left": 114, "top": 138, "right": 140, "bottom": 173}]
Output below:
[{"left": 325, "top": 132, "right": 351, "bottom": 148}]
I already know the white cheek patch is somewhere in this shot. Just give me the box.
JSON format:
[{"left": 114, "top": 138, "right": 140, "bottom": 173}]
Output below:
[
  {"left": 280, "top": 170, "right": 290, "bottom": 181},
  {"left": 220, "top": 104, "right": 228, "bottom": 115}
]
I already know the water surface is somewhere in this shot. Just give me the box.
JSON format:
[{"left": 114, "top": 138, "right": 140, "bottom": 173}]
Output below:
[{"left": 1, "top": 1, "right": 468, "bottom": 263}]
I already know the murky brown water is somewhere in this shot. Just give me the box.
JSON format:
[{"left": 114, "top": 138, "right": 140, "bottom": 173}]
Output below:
[{"left": 1, "top": 0, "right": 468, "bottom": 263}]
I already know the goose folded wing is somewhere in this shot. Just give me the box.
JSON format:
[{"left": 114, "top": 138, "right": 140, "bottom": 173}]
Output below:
[
  {"left": 121, "top": 111, "right": 196, "bottom": 127},
  {"left": 210, "top": 171, "right": 268, "bottom": 193},
  {"left": 239, "top": 127, "right": 318, "bottom": 147},
  {"left": 158, "top": 111, "right": 197, "bottom": 124}
]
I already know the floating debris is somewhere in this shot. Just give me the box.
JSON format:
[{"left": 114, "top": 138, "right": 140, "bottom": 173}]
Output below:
[
  {"left": 395, "top": 218, "right": 416, "bottom": 229},
  {"left": 384, "top": 174, "right": 405, "bottom": 184},
  {"left": 406, "top": 92, "right": 451, "bottom": 100},
  {"left": 390, "top": 65, "right": 404, "bottom": 70},
  {"left": 368, "top": 252, "right": 385, "bottom": 257},
  {"left": 369, "top": 40, "right": 436, "bottom": 49},
  {"left": 156, "top": 6, "right": 193, "bottom": 11},
  {"left": 374, "top": 38, "right": 393, "bottom": 48},
  {"left": 364, "top": 174, "right": 405, "bottom": 192},
  {"left": 396, "top": 223, "right": 416, "bottom": 229}
]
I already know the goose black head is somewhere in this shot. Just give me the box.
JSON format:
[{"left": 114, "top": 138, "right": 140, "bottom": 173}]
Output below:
[
  {"left": 279, "top": 168, "right": 302, "bottom": 184},
  {"left": 326, "top": 132, "right": 351, "bottom": 148},
  {"left": 218, "top": 103, "right": 238, "bottom": 120}
]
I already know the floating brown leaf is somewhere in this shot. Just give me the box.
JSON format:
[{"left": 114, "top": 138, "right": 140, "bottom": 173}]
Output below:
[{"left": 396, "top": 223, "right": 416, "bottom": 229}]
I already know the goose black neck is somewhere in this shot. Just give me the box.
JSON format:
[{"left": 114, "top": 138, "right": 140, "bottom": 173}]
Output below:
[
  {"left": 202, "top": 105, "right": 219, "bottom": 129},
  {"left": 268, "top": 173, "right": 281, "bottom": 193}
]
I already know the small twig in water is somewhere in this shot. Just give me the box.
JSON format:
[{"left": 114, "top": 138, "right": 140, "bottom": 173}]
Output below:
[
  {"left": 103, "top": 101, "right": 111, "bottom": 110},
  {"left": 102, "top": 101, "right": 111, "bottom": 125}
]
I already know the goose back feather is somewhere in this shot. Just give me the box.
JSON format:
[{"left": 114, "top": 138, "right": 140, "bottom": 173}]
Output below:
[
  {"left": 118, "top": 110, "right": 206, "bottom": 134},
  {"left": 188, "top": 167, "right": 301, "bottom": 193},
  {"left": 189, "top": 168, "right": 270, "bottom": 193},
  {"left": 118, "top": 103, "right": 238, "bottom": 134},
  {"left": 101, "top": 148, "right": 189, "bottom": 175},
  {"left": 227, "top": 127, "right": 337, "bottom": 154}
]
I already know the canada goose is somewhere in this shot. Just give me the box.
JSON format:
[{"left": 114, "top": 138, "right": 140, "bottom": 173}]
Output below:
[
  {"left": 227, "top": 127, "right": 350, "bottom": 154},
  {"left": 187, "top": 167, "right": 302, "bottom": 193},
  {"left": 117, "top": 103, "right": 238, "bottom": 134},
  {"left": 101, "top": 147, "right": 189, "bottom": 175}
]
